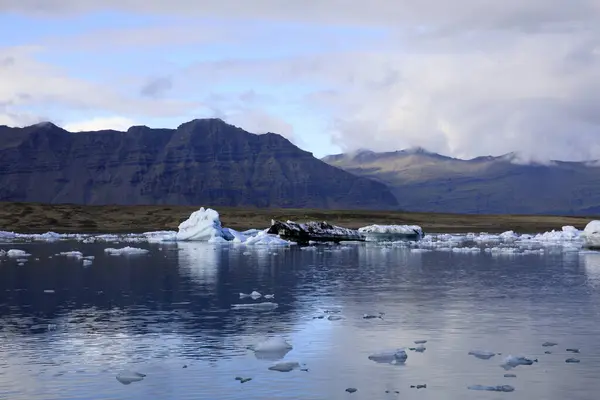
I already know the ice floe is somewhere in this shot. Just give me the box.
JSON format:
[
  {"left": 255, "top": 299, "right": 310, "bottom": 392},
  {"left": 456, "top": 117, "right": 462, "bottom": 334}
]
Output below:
[
  {"left": 104, "top": 247, "right": 149, "bottom": 256},
  {"left": 115, "top": 370, "right": 146, "bottom": 385},
  {"left": 368, "top": 349, "right": 408, "bottom": 364},
  {"left": 268, "top": 361, "right": 301, "bottom": 372},
  {"left": 6, "top": 249, "right": 31, "bottom": 257},
  {"left": 501, "top": 355, "right": 537, "bottom": 370},
  {"left": 249, "top": 337, "right": 293, "bottom": 360},
  {"left": 468, "top": 384, "right": 515, "bottom": 392},
  {"left": 359, "top": 224, "right": 423, "bottom": 241},
  {"left": 231, "top": 302, "right": 279, "bottom": 310},
  {"left": 468, "top": 350, "right": 497, "bottom": 360}
]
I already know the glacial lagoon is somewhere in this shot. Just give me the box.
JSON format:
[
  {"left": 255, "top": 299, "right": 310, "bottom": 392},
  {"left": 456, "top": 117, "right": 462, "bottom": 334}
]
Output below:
[{"left": 1, "top": 233, "right": 600, "bottom": 399}]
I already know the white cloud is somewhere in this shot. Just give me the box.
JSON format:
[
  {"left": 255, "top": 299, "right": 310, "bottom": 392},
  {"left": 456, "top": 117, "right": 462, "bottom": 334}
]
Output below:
[
  {"left": 3, "top": 1, "right": 600, "bottom": 161},
  {"left": 62, "top": 116, "right": 136, "bottom": 132},
  {"left": 0, "top": 45, "right": 205, "bottom": 127}
]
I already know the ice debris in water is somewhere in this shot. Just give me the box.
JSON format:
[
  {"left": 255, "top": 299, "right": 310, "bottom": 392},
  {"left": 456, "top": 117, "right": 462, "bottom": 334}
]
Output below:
[
  {"left": 231, "top": 302, "right": 278, "bottom": 310},
  {"left": 469, "top": 350, "right": 497, "bottom": 360},
  {"left": 501, "top": 355, "right": 537, "bottom": 370},
  {"left": 7, "top": 249, "right": 31, "bottom": 257},
  {"left": 468, "top": 384, "right": 515, "bottom": 392},
  {"left": 368, "top": 349, "right": 408, "bottom": 364},
  {"left": 174, "top": 207, "right": 291, "bottom": 245},
  {"left": 409, "top": 344, "right": 426, "bottom": 352},
  {"left": 176, "top": 207, "right": 232, "bottom": 242},
  {"left": 582, "top": 220, "right": 600, "bottom": 249},
  {"left": 268, "top": 361, "right": 301, "bottom": 372},
  {"left": 239, "top": 291, "right": 274, "bottom": 299},
  {"left": 104, "top": 247, "right": 149, "bottom": 256},
  {"left": 57, "top": 251, "right": 84, "bottom": 259},
  {"left": 542, "top": 341, "right": 558, "bottom": 347},
  {"left": 116, "top": 371, "right": 146, "bottom": 385}
]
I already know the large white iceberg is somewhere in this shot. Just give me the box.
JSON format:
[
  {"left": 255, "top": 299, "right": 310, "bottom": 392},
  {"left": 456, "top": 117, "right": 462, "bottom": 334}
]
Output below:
[
  {"left": 175, "top": 207, "right": 233, "bottom": 242},
  {"left": 583, "top": 221, "right": 600, "bottom": 250}
]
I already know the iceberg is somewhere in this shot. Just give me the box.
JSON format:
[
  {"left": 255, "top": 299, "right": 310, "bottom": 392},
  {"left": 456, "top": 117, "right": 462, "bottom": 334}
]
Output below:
[
  {"left": 176, "top": 207, "right": 233, "bottom": 242},
  {"left": 358, "top": 224, "right": 423, "bottom": 241},
  {"left": 267, "top": 220, "right": 364, "bottom": 244},
  {"left": 582, "top": 221, "right": 600, "bottom": 250}
]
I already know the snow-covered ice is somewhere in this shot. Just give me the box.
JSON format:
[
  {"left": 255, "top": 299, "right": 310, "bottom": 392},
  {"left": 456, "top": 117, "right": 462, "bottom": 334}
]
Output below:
[
  {"left": 6, "top": 249, "right": 31, "bottom": 258},
  {"left": 104, "top": 247, "right": 149, "bottom": 256}
]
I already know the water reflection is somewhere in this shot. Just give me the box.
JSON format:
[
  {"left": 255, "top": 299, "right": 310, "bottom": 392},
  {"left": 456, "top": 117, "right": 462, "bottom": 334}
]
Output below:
[{"left": 1, "top": 242, "right": 600, "bottom": 399}]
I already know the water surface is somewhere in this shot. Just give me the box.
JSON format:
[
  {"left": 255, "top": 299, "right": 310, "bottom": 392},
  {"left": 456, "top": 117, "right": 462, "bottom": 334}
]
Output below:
[{"left": 1, "top": 241, "right": 600, "bottom": 399}]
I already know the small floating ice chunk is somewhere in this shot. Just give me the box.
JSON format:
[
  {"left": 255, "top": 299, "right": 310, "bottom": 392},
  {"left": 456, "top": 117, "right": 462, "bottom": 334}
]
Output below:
[
  {"left": 57, "top": 251, "right": 84, "bottom": 258},
  {"left": 239, "top": 291, "right": 262, "bottom": 299},
  {"left": 566, "top": 358, "right": 581, "bottom": 363},
  {"left": 7, "top": 249, "right": 31, "bottom": 258},
  {"left": 43, "top": 289, "right": 55, "bottom": 294},
  {"left": 566, "top": 348, "right": 580, "bottom": 353},
  {"left": 268, "top": 361, "right": 300, "bottom": 372},
  {"left": 368, "top": 349, "right": 407, "bottom": 364},
  {"left": 231, "top": 302, "right": 278, "bottom": 310},
  {"left": 542, "top": 341, "right": 558, "bottom": 347},
  {"left": 83, "top": 260, "right": 93, "bottom": 267},
  {"left": 327, "top": 315, "right": 343, "bottom": 321},
  {"left": 104, "top": 247, "right": 149, "bottom": 256},
  {"left": 409, "top": 344, "right": 426, "bottom": 353},
  {"left": 504, "top": 373, "right": 517, "bottom": 378},
  {"left": 414, "top": 340, "right": 427, "bottom": 344},
  {"left": 469, "top": 350, "right": 497, "bottom": 360},
  {"left": 501, "top": 355, "right": 537, "bottom": 370},
  {"left": 116, "top": 371, "right": 146, "bottom": 385},
  {"left": 468, "top": 384, "right": 515, "bottom": 392},
  {"left": 0, "top": 249, "right": 6, "bottom": 257}
]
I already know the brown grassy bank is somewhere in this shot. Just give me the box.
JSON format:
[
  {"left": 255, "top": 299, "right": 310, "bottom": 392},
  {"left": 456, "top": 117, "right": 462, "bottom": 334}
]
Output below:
[{"left": 0, "top": 201, "right": 595, "bottom": 234}]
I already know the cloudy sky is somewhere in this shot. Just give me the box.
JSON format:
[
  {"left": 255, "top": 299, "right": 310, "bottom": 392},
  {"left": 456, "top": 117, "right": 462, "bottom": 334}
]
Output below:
[{"left": 1, "top": 0, "right": 600, "bottom": 161}]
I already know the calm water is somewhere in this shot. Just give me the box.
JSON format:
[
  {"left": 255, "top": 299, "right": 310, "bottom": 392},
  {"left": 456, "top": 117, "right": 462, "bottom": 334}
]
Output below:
[{"left": 1, "top": 240, "right": 600, "bottom": 399}]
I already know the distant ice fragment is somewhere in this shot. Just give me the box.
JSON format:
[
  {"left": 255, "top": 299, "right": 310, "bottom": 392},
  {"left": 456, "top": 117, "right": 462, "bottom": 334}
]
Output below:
[
  {"left": 7, "top": 249, "right": 31, "bottom": 257},
  {"left": 566, "top": 358, "right": 581, "bottom": 363},
  {"left": 469, "top": 350, "right": 497, "bottom": 360},
  {"left": 231, "top": 302, "right": 278, "bottom": 310},
  {"left": 58, "top": 251, "right": 84, "bottom": 258},
  {"left": 368, "top": 349, "right": 407, "bottom": 364},
  {"left": 83, "top": 260, "right": 93, "bottom": 267},
  {"left": 239, "top": 291, "right": 262, "bottom": 299},
  {"left": 268, "top": 361, "right": 300, "bottom": 372},
  {"left": 116, "top": 371, "right": 146, "bottom": 385},
  {"left": 414, "top": 340, "right": 427, "bottom": 344},
  {"left": 359, "top": 224, "right": 423, "bottom": 241},
  {"left": 409, "top": 345, "right": 426, "bottom": 352},
  {"left": 542, "top": 341, "right": 558, "bottom": 347},
  {"left": 104, "top": 247, "right": 149, "bottom": 256},
  {"left": 501, "top": 355, "right": 537, "bottom": 370},
  {"left": 566, "top": 348, "right": 580, "bottom": 353},
  {"left": 345, "top": 388, "right": 358, "bottom": 393},
  {"left": 503, "top": 373, "right": 517, "bottom": 378},
  {"left": 327, "top": 315, "right": 343, "bottom": 321},
  {"left": 264, "top": 294, "right": 275, "bottom": 299},
  {"left": 43, "top": 289, "right": 55, "bottom": 294},
  {"left": 176, "top": 207, "right": 233, "bottom": 242},
  {"left": 468, "top": 384, "right": 515, "bottom": 392}
]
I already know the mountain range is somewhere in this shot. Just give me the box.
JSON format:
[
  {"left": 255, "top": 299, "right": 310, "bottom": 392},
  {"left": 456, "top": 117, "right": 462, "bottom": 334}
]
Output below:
[
  {"left": 2, "top": 118, "right": 599, "bottom": 215},
  {"left": 322, "top": 148, "right": 600, "bottom": 215},
  {"left": 0, "top": 119, "right": 398, "bottom": 210}
]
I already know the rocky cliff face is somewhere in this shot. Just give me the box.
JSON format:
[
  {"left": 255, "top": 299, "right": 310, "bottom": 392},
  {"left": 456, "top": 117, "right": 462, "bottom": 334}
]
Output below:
[
  {"left": 323, "top": 149, "right": 600, "bottom": 215},
  {"left": 0, "top": 119, "right": 399, "bottom": 210}
]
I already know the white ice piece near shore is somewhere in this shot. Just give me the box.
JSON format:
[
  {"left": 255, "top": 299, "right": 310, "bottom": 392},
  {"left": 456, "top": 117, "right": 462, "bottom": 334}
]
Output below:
[
  {"left": 582, "top": 221, "right": 600, "bottom": 250},
  {"left": 359, "top": 224, "right": 423, "bottom": 241},
  {"left": 176, "top": 207, "right": 233, "bottom": 242}
]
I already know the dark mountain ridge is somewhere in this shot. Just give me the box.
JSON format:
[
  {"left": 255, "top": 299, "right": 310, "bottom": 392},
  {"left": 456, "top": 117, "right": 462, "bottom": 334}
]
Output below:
[
  {"left": 323, "top": 149, "right": 600, "bottom": 215},
  {"left": 0, "top": 119, "right": 399, "bottom": 209}
]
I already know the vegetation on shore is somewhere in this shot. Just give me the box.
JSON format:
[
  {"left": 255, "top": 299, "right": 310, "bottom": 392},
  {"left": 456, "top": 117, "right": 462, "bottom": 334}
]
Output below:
[{"left": 0, "top": 201, "right": 594, "bottom": 234}]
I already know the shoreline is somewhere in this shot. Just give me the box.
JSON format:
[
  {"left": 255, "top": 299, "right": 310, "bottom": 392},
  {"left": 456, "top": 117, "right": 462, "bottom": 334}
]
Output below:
[{"left": 0, "top": 201, "right": 594, "bottom": 235}]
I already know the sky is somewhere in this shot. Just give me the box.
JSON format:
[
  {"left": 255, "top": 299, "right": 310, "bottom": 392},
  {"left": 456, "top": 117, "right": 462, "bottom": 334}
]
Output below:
[{"left": 1, "top": 0, "right": 600, "bottom": 161}]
